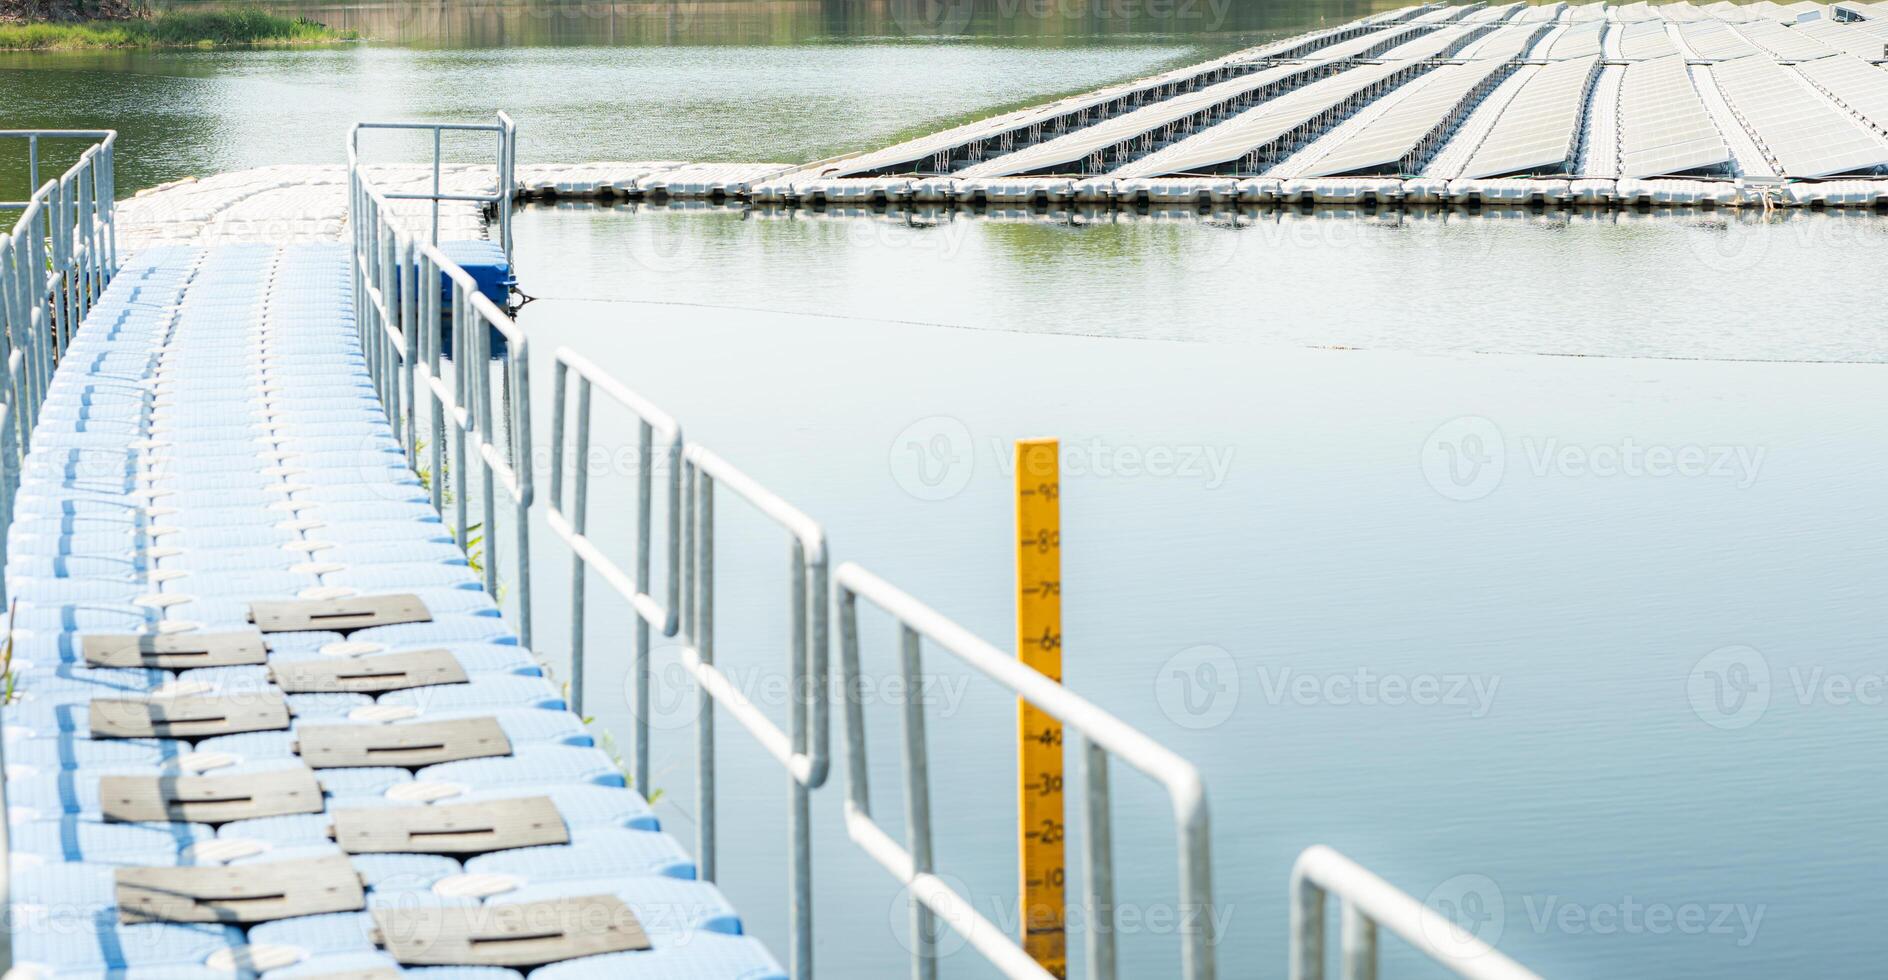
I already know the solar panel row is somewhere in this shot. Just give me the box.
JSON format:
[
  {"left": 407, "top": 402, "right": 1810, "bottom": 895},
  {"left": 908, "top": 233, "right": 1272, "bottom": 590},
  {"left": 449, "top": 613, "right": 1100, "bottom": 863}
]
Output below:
[
  {"left": 1113, "top": 60, "right": 1424, "bottom": 177},
  {"left": 1794, "top": 52, "right": 1888, "bottom": 134},
  {"left": 1462, "top": 55, "right": 1601, "bottom": 177},
  {"left": 1549, "top": 20, "right": 1608, "bottom": 58},
  {"left": 1303, "top": 59, "right": 1516, "bottom": 176},
  {"left": 1681, "top": 19, "right": 1763, "bottom": 58},
  {"left": 1735, "top": 20, "right": 1839, "bottom": 61},
  {"left": 1711, "top": 52, "right": 1888, "bottom": 176},
  {"left": 1617, "top": 54, "right": 1735, "bottom": 176},
  {"left": 952, "top": 61, "right": 1324, "bottom": 177},
  {"left": 1619, "top": 21, "right": 1679, "bottom": 59}
]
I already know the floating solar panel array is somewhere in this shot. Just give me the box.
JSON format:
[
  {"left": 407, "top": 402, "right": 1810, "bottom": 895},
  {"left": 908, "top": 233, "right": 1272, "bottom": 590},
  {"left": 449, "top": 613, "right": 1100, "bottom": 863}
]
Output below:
[
  {"left": 1461, "top": 55, "right": 1601, "bottom": 178},
  {"left": 1301, "top": 59, "right": 1518, "bottom": 177},
  {"left": 808, "top": 2, "right": 1888, "bottom": 187},
  {"left": 1711, "top": 52, "right": 1888, "bottom": 176},
  {"left": 1617, "top": 54, "right": 1734, "bottom": 176},
  {"left": 817, "top": 14, "right": 1421, "bottom": 177}
]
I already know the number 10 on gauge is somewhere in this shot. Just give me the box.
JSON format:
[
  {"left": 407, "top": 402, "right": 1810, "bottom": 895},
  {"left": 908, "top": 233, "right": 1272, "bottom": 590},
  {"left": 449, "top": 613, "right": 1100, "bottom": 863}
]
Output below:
[{"left": 1015, "top": 438, "right": 1066, "bottom": 978}]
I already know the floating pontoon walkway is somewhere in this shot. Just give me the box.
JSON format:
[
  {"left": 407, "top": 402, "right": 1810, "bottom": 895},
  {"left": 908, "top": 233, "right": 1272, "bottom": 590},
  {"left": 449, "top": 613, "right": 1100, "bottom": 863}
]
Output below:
[
  {"left": 0, "top": 239, "right": 781, "bottom": 980},
  {"left": 2, "top": 241, "right": 786, "bottom": 978}
]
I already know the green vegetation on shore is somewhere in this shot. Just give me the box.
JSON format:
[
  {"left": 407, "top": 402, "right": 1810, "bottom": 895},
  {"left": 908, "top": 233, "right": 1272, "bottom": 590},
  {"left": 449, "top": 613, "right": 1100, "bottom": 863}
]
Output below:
[{"left": 0, "top": 7, "right": 350, "bottom": 49}]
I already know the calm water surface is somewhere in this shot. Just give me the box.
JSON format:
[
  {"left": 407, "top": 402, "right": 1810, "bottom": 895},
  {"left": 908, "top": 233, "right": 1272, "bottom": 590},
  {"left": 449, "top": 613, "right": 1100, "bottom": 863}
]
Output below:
[{"left": 505, "top": 204, "right": 1888, "bottom": 979}]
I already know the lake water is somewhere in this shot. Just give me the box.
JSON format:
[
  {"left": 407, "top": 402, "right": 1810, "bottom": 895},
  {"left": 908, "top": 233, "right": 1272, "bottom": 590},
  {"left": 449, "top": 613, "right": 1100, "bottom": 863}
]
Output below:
[
  {"left": 9, "top": 3, "right": 1888, "bottom": 977},
  {"left": 502, "top": 201, "right": 1888, "bottom": 980}
]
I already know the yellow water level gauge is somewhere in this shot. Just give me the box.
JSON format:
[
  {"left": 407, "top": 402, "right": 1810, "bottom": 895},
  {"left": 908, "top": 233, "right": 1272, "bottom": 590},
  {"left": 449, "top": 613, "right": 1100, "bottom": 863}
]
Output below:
[{"left": 1014, "top": 438, "right": 1066, "bottom": 978}]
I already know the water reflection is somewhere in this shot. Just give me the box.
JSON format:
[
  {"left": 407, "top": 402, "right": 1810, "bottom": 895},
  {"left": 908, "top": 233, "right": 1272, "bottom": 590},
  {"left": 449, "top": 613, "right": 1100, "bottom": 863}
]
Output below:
[
  {"left": 513, "top": 199, "right": 1888, "bottom": 362},
  {"left": 164, "top": 0, "right": 1403, "bottom": 47},
  {"left": 0, "top": 33, "right": 1206, "bottom": 196}
]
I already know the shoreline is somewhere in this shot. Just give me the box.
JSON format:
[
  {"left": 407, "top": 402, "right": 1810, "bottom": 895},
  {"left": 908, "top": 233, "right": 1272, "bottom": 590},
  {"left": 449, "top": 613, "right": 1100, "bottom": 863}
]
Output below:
[{"left": 0, "top": 7, "right": 353, "bottom": 50}]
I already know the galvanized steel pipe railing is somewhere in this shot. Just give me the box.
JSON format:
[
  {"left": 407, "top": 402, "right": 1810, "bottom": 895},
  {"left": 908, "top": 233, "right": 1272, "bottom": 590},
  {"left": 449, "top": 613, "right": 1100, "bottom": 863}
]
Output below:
[
  {"left": 835, "top": 561, "right": 1217, "bottom": 980},
  {"left": 0, "top": 130, "right": 118, "bottom": 604},
  {"left": 680, "top": 441, "right": 829, "bottom": 980},
  {"left": 542, "top": 349, "right": 834, "bottom": 980},
  {"left": 1290, "top": 845, "right": 1545, "bottom": 980},
  {"left": 0, "top": 128, "right": 117, "bottom": 977},
  {"left": 347, "top": 113, "right": 535, "bottom": 648}
]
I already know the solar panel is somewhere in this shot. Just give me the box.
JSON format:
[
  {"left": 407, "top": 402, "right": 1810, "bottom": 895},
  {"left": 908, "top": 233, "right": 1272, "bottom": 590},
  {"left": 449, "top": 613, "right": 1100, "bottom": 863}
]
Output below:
[
  {"left": 1795, "top": 52, "right": 1888, "bottom": 133},
  {"left": 1619, "top": 21, "right": 1680, "bottom": 59},
  {"left": 1614, "top": 2, "right": 1658, "bottom": 23},
  {"left": 1462, "top": 55, "right": 1600, "bottom": 177},
  {"left": 1113, "top": 60, "right": 1422, "bottom": 177},
  {"left": 1549, "top": 20, "right": 1608, "bottom": 58},
  {"left": 1618, "top": 54, "right": 1735, "bottom": 175},
  {"left": 1681, "top": 19, "right": 1763, "bottom": 57},
  {"left": 1301, "top": 60, "right": 1515, "bottom": 176},
  {"left": 1710, "top": 53, "right": 1888, "bottom": 175},
  {"left": 1380, "top": 24, "right": 1484, "bottom": 60},
  {"left": 1698, "top": 1, "right": 1756, "bottom": 23},
  {"left": 1467, "top": 23, "right": 1552, "bottom": 60},
  {"left": 1735, "top": 20, "right": 1839, "bottom": 60}
]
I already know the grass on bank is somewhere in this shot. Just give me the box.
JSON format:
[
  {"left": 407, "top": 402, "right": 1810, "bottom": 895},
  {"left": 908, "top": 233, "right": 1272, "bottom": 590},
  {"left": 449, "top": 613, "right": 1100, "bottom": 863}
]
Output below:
[{"left": 0, "top": 8, "right": 351, "bottom": 49}]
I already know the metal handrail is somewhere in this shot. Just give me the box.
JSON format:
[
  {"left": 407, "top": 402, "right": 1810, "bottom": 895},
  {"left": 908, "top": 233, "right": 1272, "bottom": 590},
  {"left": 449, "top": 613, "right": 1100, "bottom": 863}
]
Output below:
[
  {"left": 1291, "top": 846, "right": 1544, "bottom": 980},
  {"left": 543, "top": 351, "right": 833, "bottom": 980},
  {"left": 349, "top": 116, "right": 516, "bottom": 256},
  {"left": 835, "top": 561, "right": 1216, "bottom": 980},
  {"left": 545, "top": 344, "right": 682, "bottom": 731},
  {"left": 0, "top": 130, "right": 117, "bottom": 602},
  {"left": 348, "top": 114, "right": 534, "bottom": 650},
  {"left": 0, "top": 128, "right": 116, "bottom": 979},
  {"left": 681, "top": 442, "right": 828, "bottom": 979}
]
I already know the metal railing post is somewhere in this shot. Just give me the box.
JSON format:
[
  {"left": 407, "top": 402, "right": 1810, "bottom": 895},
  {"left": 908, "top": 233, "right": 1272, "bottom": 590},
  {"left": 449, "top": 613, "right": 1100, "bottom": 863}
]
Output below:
[
  {"left": 567, "top": 377, "right": 591, "bottom": 716},
  {"left": 633, "top": 417, "right": 653, "bottom": 794},
  {"left": 1082, "top": 736, "right": 1117, "bottom": 980},
  {"left": 694, "top": 465, "right": 716, "bottom": 882},
  {"left": 901, "top": 623, "right": 938, "bottom": 980}
]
